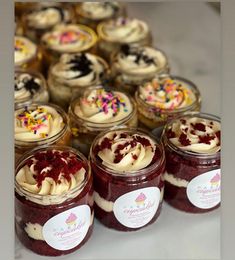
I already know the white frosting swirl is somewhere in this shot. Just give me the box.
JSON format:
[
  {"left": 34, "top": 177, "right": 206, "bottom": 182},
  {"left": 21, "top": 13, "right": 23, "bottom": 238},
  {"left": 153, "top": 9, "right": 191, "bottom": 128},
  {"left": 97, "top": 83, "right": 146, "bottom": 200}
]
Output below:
[
  {"left": 96, "top": 130, "right": 156, "bottom": 172},
  {"left": 167, "top": 116, "right": 221, "bottom": 154},
  {"left": 50, "top": 53, "right": 106, "bottom": 87},
  {"left": 15, "top": 105, "right": 64, "bottom": 142},
  {"left": 100, "top": 17, "right": 149, "bottom": 43},
  {"left": 74, "top": 88, "right": 133, "bottom": 125},
  {"left": 15, "top": 36, "right": 37, "bottom": 66},
  {"left": 42, "top": 24, "right": 97, "bottom": 53}
]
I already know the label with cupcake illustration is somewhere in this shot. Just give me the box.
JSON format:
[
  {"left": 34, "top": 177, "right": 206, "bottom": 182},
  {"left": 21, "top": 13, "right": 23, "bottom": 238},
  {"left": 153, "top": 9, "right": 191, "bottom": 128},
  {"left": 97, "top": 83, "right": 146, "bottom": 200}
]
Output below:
[
  {"left": 113, "top": 187, "right": 160, "bottom": 228},
  {"left": 42, "top": 205, "right": 90, "bottom": 250},
  {"left": 186, "top": 169, "right": 221, "bottom": 209}
]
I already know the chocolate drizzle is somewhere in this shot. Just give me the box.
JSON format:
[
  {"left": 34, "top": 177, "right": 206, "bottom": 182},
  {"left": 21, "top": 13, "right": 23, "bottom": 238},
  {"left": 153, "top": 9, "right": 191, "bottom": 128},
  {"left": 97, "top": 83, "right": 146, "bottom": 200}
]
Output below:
[{"left": 15, "top": 74, "right": 40, "bottom": 95}]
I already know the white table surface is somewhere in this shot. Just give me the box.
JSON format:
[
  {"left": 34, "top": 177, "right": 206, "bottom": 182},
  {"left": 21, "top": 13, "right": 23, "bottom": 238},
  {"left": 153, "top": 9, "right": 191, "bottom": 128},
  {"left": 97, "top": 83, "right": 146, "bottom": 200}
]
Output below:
[{"left": 15, "top": 2, "right": 220, "bottom": 260}]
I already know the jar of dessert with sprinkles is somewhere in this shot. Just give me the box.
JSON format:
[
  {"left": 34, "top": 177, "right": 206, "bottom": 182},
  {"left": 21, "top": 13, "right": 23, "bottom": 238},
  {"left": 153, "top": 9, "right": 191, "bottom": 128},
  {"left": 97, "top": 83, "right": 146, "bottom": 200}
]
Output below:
[
  {"left": 47, "top": 52, "right": 110, "bottom": 110},
  {"left": 162, "top": 112, "right": 221, "bottom": 213},
  {"left": 15, "top": 146, "right": 94, "bottom": 256},
  {"left": 111, "top": 45, "right": 170, "bottom": 94},
  {"left": 135, "top": 75, "right": 201, "bottom": 129},
  {"left": 68, "top": 86, "right": 138, "bottom": 157},
  {"left": 15, "top": 103, "right": 71, "bottom": 162},
  {"left": 90, "top": 128, "right": 165, "bottom": 231}
]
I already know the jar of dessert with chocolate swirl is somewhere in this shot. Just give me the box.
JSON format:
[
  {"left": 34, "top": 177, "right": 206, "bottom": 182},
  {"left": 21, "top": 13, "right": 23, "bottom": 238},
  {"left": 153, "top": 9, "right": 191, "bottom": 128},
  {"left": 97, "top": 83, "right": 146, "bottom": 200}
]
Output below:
[
  {"left": 97, "top": 17, "right": 152, "bottom": 61},
  {"left": 162, "top": 112, "right": 221, "bottom": 213},
  {"left": 68, "top": 86, "right": 138, "bottom": 157},
  {"left": 47, "top": 52, "right": 109, "bottom": 110},
  {"left": 90, "top": 128, "right": 165, "bottom": 231},
  {"left": 15, "top": 146, "right": 94, "bottom": 256},
  {"left": 111, "top": 45, "right": 170, "bottom": 94},
  {"left": 135, "top": 75, "right": 201, "bottom": 129},
  {"left": 15, "top": 103, "right": 71, "bottom": 162}
]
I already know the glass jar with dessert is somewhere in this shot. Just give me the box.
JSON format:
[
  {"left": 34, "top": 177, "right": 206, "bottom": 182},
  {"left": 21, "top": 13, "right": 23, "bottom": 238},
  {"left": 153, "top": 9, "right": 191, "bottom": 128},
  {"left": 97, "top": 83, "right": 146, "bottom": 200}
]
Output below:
[
  {"left": 47, "top": 52, "right": 110, "bottom": 110},
  {"left": 15, "top": 69, "right": 49, "bottom": 109},
  {"left": 15, "top": 146, "right": 94, "bottom": 256},
  {"left": 14, "top": 36, "right": 43, "bottom": 72},
  {"left": 68, "top": 86, "right": 138, "bottom": 157},
  {"left": 90, "top": 127, "right": 165, "bottom": 231},
  {"left": 135, "top": 74, "right": 201, "bottom": 130},
  {"left": 162, "top": 112, "right": 221, "bottom": 213},
  {"left": 15, "top": 103, "right": 71, "bottom": 162},
  {"left": 97, "top": 17, "right": 152, "bottom": 61},
  {"left": 111, "top": 45, "right": 170, "bottom": 94},
  {"left": 41, "top": 24, "right": 98, "bottom": 68},
  {"left": 75, "top": 2, "right": 126, "bottom": 30}
]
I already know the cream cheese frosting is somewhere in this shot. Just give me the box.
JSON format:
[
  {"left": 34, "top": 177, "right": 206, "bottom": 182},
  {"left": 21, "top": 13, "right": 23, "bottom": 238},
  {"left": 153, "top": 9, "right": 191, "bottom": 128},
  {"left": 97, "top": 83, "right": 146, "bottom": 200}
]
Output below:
[
  {"left": 167, "top": 116, "right": 221, "bottom": 154},
  {"left": 15, "top": 105, "right": 64, "bottom": 142}
]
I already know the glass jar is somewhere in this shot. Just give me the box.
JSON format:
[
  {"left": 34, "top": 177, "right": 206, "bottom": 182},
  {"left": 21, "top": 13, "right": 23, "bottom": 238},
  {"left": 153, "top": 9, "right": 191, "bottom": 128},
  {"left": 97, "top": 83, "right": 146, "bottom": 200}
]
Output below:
[
  {"left": 97, "top": 17, "right": 152, "bottom": 61},
  {"left": 41, "top": 24, "right": 98, "bottom": 69},
  {"left": 15, "top": 2, "right": 37, "bottom": 16},
  {"left": 111, "top": 45, "right": 170, "bottom": 94},
  {"left": 90, "top": 128, "right": 165, "bottom": 231},
  {"left": 75, "top": 2, "right": 126, "bottom": 31},
  {"left": 15, "top": 69, "right": 49, "bottom": 109},
  {"left": 15, "top": 146, "right": 94, "bottom": 256},
  {"left": 15, "top": 36, "right": 43, "bottom": 72},
  {"left": 68, "top": 86, "right": 138, "bottom": 157},
  {"left": 135, "top": 75, "right": 201, "bottom": 130},
  {"left": 162, "top": 112, "right": 221, "bottom": 213},
  {"left": 47, "top": 52, "right": 110, "bottom": 110},
  {"left": 15, "top": 16, "right": 24, "bottom": 36},
  {"left": 15, "top": 103, "right": 71, "bottom": 162}
]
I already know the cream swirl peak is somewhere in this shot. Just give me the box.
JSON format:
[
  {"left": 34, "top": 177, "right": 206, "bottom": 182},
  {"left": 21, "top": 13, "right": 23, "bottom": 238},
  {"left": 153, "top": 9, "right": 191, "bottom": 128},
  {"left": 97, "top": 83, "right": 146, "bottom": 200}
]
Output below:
[
  {"left": 94, "top": 130, "right": 156, "bottom": 172},
  {"left": 99, "top": 17, "right": 149, "bottom": 43},
  {"left": 16, "top": 149, "right": 86, "bottom": 196},
  {"left": 166, "top": 116, "right": 221, "bottom": 154},
  {"left": 139, "top": 77, "right": 196, "bottom": 110},
  {"left": 41, "top": 24, "right": 97, "bottom": 53},
  {"left": 15, "top": 36, "right": 37, "bottom": 66},
  {"left": 74, "top": 88, "right": 133, "bottom": 124},
  {"left": 114, "top": 45, "right": 168, "bottom": 76},
  {"left": 50, "top": 53, "right": 107, "bottom": 87},
  {"left": 79, "top": 2, "right": 120, "bottom": 20},
  {"left": 15, "top": 105, "right": 64, "bottom": 142}
]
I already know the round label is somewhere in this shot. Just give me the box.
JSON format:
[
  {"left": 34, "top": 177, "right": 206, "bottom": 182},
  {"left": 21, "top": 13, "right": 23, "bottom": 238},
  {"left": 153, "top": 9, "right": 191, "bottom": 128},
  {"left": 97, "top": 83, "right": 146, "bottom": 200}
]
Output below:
[
  {"left": 113, "top": 187, "right": 160, "bottom": 228},
  {"left": 186, "top": 169, "right": 221, "bottom": 209},
  {"left": 42, "top": 205, "right": 90, "bottom": 251}
]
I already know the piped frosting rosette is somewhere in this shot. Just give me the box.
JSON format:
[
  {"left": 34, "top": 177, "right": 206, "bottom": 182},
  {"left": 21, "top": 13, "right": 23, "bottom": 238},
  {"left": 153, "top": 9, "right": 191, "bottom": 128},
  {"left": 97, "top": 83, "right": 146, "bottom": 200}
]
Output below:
[
  {"left": 98, "top": 17, "right": 150, "bottom": 43},
  {"left": 94, "top": 130, "right": 157, "bottom": 172},
  {"left": 15, "top": 105, "right": 64, "bottom": 142},
  {"left": 41, "top": 24, "right": 97, "bottom": 53},
  {"left": 166, "top": 115, "right": 221, "bottom": 154},
  {"left": 73, "top": 88, "right": 134, "bottom": 127},
  {"left": 50, "top": 53, "right": 107, "bottom": 87}
]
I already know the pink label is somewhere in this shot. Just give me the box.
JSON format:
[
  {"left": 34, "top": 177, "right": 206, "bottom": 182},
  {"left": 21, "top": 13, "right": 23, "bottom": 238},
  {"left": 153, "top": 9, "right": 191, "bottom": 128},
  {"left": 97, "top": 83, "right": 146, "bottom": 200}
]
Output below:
[
  {"left": 113, "top": 187, "right": 160, "bottom": 228},
  {"left": 42, "top": 205, "right": 90, "bottom": 250},
  {"left": 186, "top": 169, "right": 221, "bottom": 209}
]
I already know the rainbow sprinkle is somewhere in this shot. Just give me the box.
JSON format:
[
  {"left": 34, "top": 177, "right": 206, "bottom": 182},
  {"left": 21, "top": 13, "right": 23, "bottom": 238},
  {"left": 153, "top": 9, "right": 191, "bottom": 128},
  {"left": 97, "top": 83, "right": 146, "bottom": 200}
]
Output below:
[{"left": 15, "top": 39, "right": 29, "bottom": 54}]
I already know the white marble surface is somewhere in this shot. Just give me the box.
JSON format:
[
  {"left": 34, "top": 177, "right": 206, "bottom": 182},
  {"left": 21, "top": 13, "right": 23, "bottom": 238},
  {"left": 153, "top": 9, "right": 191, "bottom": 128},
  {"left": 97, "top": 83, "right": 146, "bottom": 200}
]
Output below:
[{"left": 15, "top": 2, "right": 220, "bottom": 260}]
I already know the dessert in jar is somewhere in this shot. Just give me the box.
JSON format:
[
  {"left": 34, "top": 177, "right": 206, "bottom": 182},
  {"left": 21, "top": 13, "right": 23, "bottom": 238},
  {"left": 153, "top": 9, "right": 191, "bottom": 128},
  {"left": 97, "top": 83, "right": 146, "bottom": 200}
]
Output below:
[
  {"left": 111, "top": 45, "right": 169, "bottom": 94},
  {"left": 47, "top": 52, "right": 109, "bottom": 110},
  {"left": 97, "top": 17, "right": 152, "bottom": 61},
  {"left": 162, "top": 112, "right": 221, "bottom": 213},
  {"left": 68, "top": 86, "right": 138, "bottom": 157},
  {"left": 135, "top": 75, "right": 201, "bottom": 129},
  {"left": 22, "top": 3, "right": 75, "bottom": 43},
  {"left": 75, "top": 2, "right": 125, "bottom": 30},
  {"left": 15, "top": 36, "right": 43, "bottom": 72},
  {"left": 15, "top": 70, "right": 49, "bottom": 109},
  {"left": 15, "top": 103, "right": 71, "bottom": 162},
  {"left": 15, "top": 146, "right": 94, "bottom": 256},
  {"left": 90, "top": 128, "right": 165, "bottom": 231},
  {"left": 41, "top": 24, "right": 98, "bottom": 67}
]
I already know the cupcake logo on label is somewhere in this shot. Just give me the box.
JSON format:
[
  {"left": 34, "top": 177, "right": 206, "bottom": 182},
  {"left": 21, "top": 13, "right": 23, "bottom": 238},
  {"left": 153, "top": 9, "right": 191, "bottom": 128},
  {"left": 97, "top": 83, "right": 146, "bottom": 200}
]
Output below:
[
  {"left": 186, "top": 169, "right": 221, "bottom": 209},
  {"left": 113, "top": 187, "right": 160, "bottom": 228},
  {"left": 42, "top": 205, "right": 90, "bottom": 250}
]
